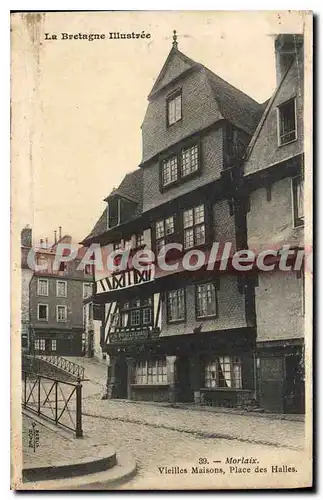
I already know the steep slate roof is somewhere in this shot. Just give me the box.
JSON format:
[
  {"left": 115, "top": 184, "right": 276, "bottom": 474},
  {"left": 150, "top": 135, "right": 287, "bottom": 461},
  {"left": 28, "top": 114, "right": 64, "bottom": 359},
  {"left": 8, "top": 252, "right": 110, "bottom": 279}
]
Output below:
[
  {"left": 82, "top": 169, "right": 143, "bottom": 243},
  {"left": 203, "top": 67, "right": 263, "bottom": 135},
  {"left": 105, "top": 168, "right": 143, "bottom": 205},
  {"left": 82, "top": 45, "right": 263, "bottom": 245},
  {"left": 148, "top": 44, "right": 262, "bottom": 136}
]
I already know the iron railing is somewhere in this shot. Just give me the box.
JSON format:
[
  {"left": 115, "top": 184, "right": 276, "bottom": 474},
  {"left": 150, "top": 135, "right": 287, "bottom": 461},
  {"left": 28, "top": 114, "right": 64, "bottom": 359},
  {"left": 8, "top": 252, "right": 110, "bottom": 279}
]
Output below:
[
  {"left": 22, "top": 371, "right": 83, "bottom": 437},
  {"left": 37, "top": 355, "right": 85, "bottom": 380}
]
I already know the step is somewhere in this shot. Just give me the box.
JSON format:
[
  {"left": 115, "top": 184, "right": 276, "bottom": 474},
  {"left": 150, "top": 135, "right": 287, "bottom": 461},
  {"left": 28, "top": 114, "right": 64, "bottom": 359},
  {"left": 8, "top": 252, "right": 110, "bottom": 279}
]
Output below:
[
  {"left": 23, "top": 445, "right": 116, "bottom": 482},
  {"left": 20, "top": 452, "right": 137, "bottom": 490}
]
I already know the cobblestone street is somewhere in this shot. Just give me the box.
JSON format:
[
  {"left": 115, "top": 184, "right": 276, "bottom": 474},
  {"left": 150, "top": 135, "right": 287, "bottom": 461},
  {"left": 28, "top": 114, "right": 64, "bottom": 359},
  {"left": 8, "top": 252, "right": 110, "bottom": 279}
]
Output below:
[
  {"left": 82, "top": 412, "right": 307, "bottom": 490},
  {"left": 22, "top": 358, "right": 309, "bottom": 489}
]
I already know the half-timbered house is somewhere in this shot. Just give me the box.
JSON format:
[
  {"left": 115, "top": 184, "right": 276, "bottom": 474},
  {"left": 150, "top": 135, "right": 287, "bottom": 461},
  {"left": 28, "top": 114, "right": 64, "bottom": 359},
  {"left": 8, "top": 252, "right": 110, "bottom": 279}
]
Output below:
[{"left": 81, "top": 33, "right": 264, "bottom": 406}]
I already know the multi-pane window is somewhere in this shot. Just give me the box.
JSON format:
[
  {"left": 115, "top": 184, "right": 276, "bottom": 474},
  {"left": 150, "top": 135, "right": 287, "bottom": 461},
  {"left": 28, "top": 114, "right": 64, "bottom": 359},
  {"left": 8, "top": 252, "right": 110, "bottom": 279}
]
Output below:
[
  {"left": 37, "top": 278, "right": 48, "bottom": 296},
  {"left": 162, "top": 155, "right": 178, "bottom": 186},
  {"left": 83, "top": 283, "right": 93, "bottom": 299},
  {"left": 136, "top": 232, "right": 145, "bottom": 248},
  {"left": 143, "top": 307, "right": 152, "bottom": 325},
  {"left": 181, "top": 145, "right": 199, "bottom": 177},
  {"left": 133, "top": 358, "right": 168, "bottom": 384},
  {"left": 205, "top": 356, "right": 242, "bottom": 389},
  {"left": 196, "top": 283, "right": 217, "bottom": 318},
  {"left": 161, "top": 143, "right": 200, "bottom": 188},
  {"left": 292, "top": 176, "right": 304, "bottom": 227},
  {"left": 39, "top": 339, "right": 46, "bottom": 351},
  {"left": 57, "top": 305, "right": 67, "bottom": 322},
  {"left": 130, "top": 309, "right": 141, "bottom": 326},
  {"left": 116, "top": 297, "right": 153, "bottom": 329},
  {"left": 34, "top": 339, "right": 40, "bottom": 351},
  {"left": 278, "top": 98, "right": 296, "bottom": 145},
  {"left": 56, "top": 280, "right": 67, "bottom": 297},
  {"left": 51, "top": 340, "right": 57, "bottom": 351},
  {"left": 155, "top": 216, "right": 175, "bottom": 253},
  {"left": 183, "top": 205, "right": 205, "bottom": 249},
  {"left": 167, "top": 288, "right": 185, "bottom": 322},
  {"left": 167, "top": 91, "right": 182, "bottom": 126},
  {"left": 37, "top": 304, "right": 48, "bottom": 321}
]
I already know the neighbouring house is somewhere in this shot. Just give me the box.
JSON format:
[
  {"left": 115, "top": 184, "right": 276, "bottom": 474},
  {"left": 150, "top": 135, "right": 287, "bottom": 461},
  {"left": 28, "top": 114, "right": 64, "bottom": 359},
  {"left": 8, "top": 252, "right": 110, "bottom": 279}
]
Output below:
[
  {"left": 21, "top": 226, "right": 94, "bottom": 356},
  {"left": 243, "top": 34, "right": 305, "bottom": 413}
]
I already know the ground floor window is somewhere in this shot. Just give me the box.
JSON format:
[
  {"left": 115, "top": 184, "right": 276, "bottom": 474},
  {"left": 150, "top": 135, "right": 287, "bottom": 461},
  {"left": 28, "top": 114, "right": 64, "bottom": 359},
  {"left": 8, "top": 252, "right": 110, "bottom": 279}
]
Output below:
[
  {"left": 204, "top": 356, "right": 242, "bottom": 389},
  {"left": 133, "top": 358, "right": 168, "bottom": 384},
  {"left": 51, "top": 339, "right": 57, "bottom": 351}
]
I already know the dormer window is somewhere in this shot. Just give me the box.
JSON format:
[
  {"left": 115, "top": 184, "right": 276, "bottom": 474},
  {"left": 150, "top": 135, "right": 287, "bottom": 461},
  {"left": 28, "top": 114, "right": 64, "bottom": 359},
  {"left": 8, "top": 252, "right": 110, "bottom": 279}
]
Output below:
[
  {"left": 106, "top": 195, "right": 138, "bottom": 230},
  {"left": 167, "top": 90, "right": 182, "bottom": 126}
]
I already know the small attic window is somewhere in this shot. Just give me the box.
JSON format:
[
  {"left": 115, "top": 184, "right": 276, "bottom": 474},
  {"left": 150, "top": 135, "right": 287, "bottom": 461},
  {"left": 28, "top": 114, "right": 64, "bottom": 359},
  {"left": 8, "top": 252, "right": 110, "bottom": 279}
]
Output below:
[{"left": 167, "top": 90, "right": 182, "bottom": 126}]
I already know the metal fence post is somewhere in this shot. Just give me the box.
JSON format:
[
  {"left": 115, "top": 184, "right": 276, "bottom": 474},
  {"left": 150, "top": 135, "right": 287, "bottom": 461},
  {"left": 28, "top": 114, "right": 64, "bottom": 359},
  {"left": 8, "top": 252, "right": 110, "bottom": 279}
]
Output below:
[
  {"left": 55, "top": 380, "right": 58, "bottom": 424},
  {"left": 75, "top": 377, "right": 83, "bottom": 438},
  {"left": 37, "top": 376, "right": 41, "bottom": 415},
  {"left": 23, "top": 371, "right": 27, "bottom": 407}
]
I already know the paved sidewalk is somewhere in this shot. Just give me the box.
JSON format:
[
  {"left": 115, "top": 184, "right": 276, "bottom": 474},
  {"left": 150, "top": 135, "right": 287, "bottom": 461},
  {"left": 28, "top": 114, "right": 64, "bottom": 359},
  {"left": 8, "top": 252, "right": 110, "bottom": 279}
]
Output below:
[
  {"left": 64, "top": 357, "right": 305, "bottom": 450},
  {"left": 23, "top": 414, "right": 91, "bottom": 468}
]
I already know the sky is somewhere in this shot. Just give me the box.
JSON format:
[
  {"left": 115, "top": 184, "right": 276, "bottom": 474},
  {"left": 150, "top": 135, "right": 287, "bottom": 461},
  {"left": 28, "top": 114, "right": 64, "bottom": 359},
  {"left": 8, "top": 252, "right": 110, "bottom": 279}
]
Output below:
[{"left": 12, "top": 11, "right": 305, "bottom": 246}]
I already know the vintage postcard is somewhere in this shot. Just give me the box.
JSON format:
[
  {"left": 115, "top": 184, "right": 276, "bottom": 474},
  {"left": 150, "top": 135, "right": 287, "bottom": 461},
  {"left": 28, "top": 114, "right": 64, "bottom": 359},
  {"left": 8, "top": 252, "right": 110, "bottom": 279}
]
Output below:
[{"left": 11, "top": 10, "right": 313, "bottom": 490}]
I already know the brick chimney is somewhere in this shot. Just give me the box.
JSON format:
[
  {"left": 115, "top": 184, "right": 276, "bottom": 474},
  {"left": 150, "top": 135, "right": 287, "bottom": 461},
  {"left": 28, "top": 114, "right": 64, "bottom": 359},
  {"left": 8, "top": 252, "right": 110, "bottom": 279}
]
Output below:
[
  {"left": 274, "top": 34, "right": 303, "bottom": 84},
  {"left": 21, "top": 225, "right": 32, "bottom": 248}
]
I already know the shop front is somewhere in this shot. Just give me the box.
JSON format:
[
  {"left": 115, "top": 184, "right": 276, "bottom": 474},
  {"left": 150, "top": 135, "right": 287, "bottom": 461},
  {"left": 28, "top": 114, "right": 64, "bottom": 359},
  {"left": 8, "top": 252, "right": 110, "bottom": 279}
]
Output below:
[{"left": 104, "top": 327, "right": 256, "bottom": 407}]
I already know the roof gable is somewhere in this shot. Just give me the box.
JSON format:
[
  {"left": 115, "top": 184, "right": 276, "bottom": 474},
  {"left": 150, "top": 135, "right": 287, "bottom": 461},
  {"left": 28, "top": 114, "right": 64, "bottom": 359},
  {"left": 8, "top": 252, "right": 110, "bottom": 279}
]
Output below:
[
  {"left": 149, "top": 47, "right": 198, "bottom": 99},
  {"left": 243, "top": 46, "right": 303, "bottom": 176}
]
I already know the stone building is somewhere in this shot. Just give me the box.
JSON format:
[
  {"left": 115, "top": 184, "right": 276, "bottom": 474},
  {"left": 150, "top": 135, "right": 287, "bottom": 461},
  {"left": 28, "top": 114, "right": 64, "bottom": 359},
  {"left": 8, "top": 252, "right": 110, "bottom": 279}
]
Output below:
[{"left": 21, "top": 226, "right": 94, "bottom": 356}]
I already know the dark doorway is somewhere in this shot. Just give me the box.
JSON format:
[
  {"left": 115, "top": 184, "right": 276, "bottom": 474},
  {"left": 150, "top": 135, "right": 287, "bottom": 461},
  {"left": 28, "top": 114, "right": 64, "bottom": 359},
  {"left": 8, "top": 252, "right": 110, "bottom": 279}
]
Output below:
[
  {"left": 258, "top": 356, "right": 285, "bottom": 413},
  {"left": 284, "top": 354, "right": 305, "bottom": 414},
  {"left": 114, "top": 356, "right": 128, "bottom": 399},
  {"left": 175, "top": 357, "right": 193, "bottom": 403}
]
